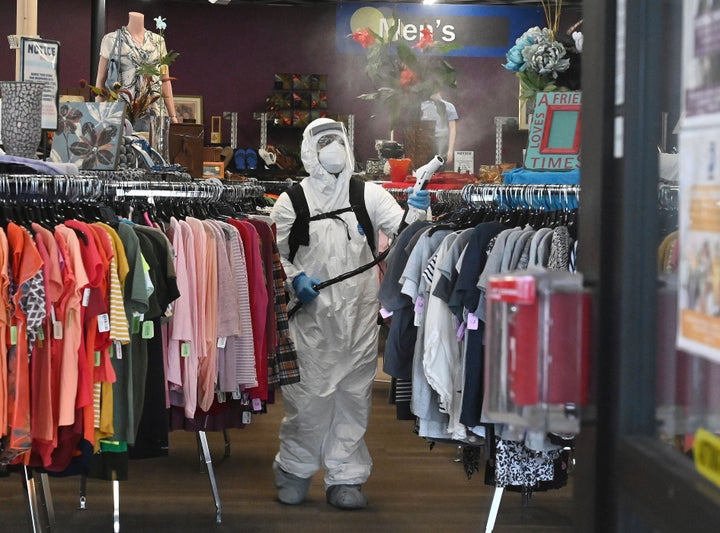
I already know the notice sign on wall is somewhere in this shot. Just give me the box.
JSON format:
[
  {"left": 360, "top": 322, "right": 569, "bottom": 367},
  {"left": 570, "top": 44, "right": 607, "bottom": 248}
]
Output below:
[
  {"left": 20, "top": 37, "right": 60, "bottom": 130},
  {"left": 524, "top": 91, "right": 582, "bottom": 171}
]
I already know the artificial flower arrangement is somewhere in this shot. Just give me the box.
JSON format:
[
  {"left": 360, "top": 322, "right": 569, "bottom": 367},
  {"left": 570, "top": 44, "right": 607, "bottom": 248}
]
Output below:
[
  {"left": 83, "top": 16, "right": 179, "bottom": 126},
  {"left": 352, "top": 15, "right": 460, "bottom": 132},
  {"left": 503, "top": 0, "right": 582, "bottom": 102}
]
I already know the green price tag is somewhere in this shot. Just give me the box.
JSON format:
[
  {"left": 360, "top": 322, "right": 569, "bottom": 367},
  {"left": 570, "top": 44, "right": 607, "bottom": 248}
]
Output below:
[
  {"left": 10, "top": 326, "right": 17, "bottom": 346},
  {"left": 94, "top": 351, "right": 101, "bottom": 367},
  {"left": 141, "top": 321, "right": 154, "bottom": 339},
  {"left": 181, "top": 342, "right": 191, "bottom": 358}
]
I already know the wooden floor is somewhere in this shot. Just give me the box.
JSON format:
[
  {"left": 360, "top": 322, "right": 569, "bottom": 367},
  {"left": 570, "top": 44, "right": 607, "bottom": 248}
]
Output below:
[{"left": 0, "top": 379, "right": 575, "bottom": 532}]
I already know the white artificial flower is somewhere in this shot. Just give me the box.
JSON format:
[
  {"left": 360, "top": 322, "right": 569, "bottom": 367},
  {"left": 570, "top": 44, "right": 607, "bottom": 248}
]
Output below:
[
  {"left": 154, "top": 16, "right": 167, "bottom": 31},
  {"left": 572, "top": 31, "right": 583, "bottom": 53}
]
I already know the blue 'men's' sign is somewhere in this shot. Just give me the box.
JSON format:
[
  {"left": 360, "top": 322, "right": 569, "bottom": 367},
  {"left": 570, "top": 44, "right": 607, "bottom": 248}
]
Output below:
[{"left": 336, "top": 3, "right": 544, "bottom": 58}]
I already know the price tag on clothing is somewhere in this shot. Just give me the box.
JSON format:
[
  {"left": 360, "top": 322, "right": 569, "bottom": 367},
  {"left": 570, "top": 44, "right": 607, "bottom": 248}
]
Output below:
[
  {"left": 36, "top": 325, "right": 44, "bottom": 341},
  {"left": 467, "top": 313, "right": 479, "bottom": 331},
  {"left": 181, "top": 342, "right": 191, "bottom": 358},
  {"left": 82, "top": 288, "right": 91, "bottom": 307},
  {"left": 242, "top": 411, "right": 252, "bottom": 424},
  {"left": 414, "top": 296, "right": 425, "bottom": 315},
  {"left": 131, "top": 315, "right": 141, "bottom": 335},
  {"left": 252, "top": 398, "right": 263, "bottom": 412},
  {"left": 456, "top": 321, "right": 466, "bottom": 341},
  {"left": 94, "top": 351, "right": 101, "bottom": 367},
  {"left": 114, "top": 340, "right": 123, "bottom": 360},
  {"left": 97, "top": 313, "right": 110, "bottom": 333},
  {"left": 232, "top": 390, "right": 243, "bottom": 400},
  {"left": 216, "top": 336, "right": 227, "bottom": 349},
  {"left": 379, "top": 307, "right": 393, "bottom": 319},
  {"left": 53, "top": 321, "right": 63, "bottom": 340},
  {"left": 141, "top": 321, "right": 154, "bottom": 340},
  {"left": 9, "top": 326, "right": 17, "bottom": 346}
]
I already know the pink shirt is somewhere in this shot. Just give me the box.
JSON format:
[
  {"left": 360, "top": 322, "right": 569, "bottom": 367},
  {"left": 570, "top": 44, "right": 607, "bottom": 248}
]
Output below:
[
  {"left": 178, "top": 219, "right": 200, "bottom": 417},
  {"left": 197, "top": 220, "right": 219, "bottom": 412},
  {"left": 166, "top": 218, "right": 192, "bottom": 392}
]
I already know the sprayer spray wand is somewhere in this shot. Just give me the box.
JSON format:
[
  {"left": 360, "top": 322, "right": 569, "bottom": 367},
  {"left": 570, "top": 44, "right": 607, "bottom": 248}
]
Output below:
[{"left": 287, "top": 155, "right": 444, "bottom": 319}]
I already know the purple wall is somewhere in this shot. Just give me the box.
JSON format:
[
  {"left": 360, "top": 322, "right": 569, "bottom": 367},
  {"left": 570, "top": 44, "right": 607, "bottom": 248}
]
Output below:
[{"left": 0, "top": 0, "right": 543, "bottom": 166}]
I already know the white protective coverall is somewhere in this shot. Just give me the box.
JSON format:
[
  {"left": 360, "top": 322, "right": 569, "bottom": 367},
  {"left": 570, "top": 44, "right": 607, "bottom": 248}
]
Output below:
[{"left": 270, "top": 118, "right": 425, "bottom": 488}]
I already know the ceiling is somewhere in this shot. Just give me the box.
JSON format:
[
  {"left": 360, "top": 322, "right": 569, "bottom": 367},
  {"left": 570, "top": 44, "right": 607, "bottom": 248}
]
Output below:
[{"left": 172, "top": 1, "right": 582, "bottom": 6}]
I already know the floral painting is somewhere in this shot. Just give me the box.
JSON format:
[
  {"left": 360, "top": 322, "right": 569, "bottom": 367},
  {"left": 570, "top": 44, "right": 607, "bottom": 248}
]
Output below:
[{"left": 49, "top": 101, "right": 125, "bottom": 170}]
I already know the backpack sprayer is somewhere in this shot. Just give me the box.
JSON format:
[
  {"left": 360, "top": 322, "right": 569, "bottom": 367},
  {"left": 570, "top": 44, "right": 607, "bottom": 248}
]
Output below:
[{"left": 287, "top": 155, "right": 444, "bottom": 318}]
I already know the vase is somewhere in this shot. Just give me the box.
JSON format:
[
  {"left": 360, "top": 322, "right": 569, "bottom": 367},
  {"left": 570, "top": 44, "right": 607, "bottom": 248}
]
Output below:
[
  {"left": 0, "top": 80, "right": 44, "bottom": 159},
  {"left": 518, "top": 96, "right": 536, "bottom": 131},
  {"left": 153, "top": 113, "right": 171, "bottom": 164},
  {"left": 388, "top": 158, "right": 412, "bottom": 181}
]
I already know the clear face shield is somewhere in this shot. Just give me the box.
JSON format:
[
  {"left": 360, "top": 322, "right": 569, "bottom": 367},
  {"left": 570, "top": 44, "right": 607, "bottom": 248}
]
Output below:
[{"left": 316, "top": 133, "right": 345, "bottom": 151}]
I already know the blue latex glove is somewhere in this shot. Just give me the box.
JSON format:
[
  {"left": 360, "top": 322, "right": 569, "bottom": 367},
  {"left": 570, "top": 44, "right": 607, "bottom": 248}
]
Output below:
[
  {"left": 292, "top": 273, "right": 321, "bottom": 304},
  {"left": 406, "top": 187, "right": 431, "bottom": 210}
]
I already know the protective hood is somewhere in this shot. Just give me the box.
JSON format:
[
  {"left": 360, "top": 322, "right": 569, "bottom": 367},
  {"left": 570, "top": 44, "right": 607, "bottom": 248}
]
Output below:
[{"left": 300, "top": 118, "right": 355, "bottom": 210}]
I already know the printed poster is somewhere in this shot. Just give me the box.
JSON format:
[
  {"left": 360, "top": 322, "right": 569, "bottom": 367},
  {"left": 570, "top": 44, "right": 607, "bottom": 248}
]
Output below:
[
  {"left": 677, "top": 0, "right": 720, "bottom": 363},
  {"left": 20, "top": 37, "right": 60, "bottom": 130},
  {"left": 677, "top": 128, "right": 720, "bottom": 363}
]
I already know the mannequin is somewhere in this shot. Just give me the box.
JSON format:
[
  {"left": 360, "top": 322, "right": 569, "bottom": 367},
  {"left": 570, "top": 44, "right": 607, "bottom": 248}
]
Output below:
[
  {"left": 420, "top": 91, "right": 458, "bottom": 168},
  {"left": 95, "top": 12, "right": 178, "bottom": 125}
]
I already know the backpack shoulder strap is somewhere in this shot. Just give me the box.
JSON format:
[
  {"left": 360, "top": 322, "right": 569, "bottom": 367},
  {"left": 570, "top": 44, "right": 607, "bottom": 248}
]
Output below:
[
  {"left": 349, "top": 176, "right": 376, "bottom": 256},
  {"left": 287, "top": 178, "right": 376, "bottom": 263},
  {"left": 286, "top": 183, "right": 310, "bottom": 264}
]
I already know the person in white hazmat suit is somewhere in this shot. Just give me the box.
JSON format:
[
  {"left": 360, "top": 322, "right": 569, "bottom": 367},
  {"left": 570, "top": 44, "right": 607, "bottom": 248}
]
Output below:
[{"left": 270, "top": 118, "right": 431, "bottom": 510}]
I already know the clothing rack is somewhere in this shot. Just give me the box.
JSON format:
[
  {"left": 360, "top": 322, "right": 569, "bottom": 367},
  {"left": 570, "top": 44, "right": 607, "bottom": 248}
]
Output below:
[
  {"left": 382, "top": 182, "right": 582, "bottom": 533},
  {"left": 0, "top": 173, "right": 273, "bottom": 530},
  {"left": 460, "top": 183, "right": 581, "bottom": 211}
]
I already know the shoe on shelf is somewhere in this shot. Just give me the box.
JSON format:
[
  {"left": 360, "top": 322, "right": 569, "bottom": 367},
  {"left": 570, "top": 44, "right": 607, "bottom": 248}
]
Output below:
[
  {"left": 234, "top": 148, "right": 246, "bottom": 170},
  {"left": 273, "top": 462, "right": 311, "bottom": 505},
  {"left": 326, "top": 484, "right": 368, "bottom": 510},
  {"left": 258, "top": 148, "right": 277, "bottom": 168},
  {"left": 245, "top": 148, "right": 258, "bottom": 170}
]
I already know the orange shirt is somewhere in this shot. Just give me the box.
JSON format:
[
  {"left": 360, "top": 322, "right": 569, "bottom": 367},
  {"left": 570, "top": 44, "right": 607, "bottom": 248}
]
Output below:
[
  {"left": 5, "top": 223, "right": 44, "bottom": 462},
  {"left": 54, "top": 225, "right": 90, "bottom": 427},
  {"left": 0, "top": 228, "right": 9, "bottom": 438}
]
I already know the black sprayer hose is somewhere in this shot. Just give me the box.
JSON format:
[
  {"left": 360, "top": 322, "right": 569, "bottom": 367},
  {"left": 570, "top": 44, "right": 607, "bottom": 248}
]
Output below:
[{"left": 286, "top": 208, "right": 410, "bottom": 319}]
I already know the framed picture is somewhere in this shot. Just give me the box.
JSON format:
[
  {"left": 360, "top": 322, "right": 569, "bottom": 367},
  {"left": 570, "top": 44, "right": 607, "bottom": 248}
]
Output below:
[
  {"left": 524, "top": 91, "right": 582, "bottom": 171},
  {"left": 49, "top": 101, "right": 125, "bottom": 170},
  {"left": 174, "top": 95, "right": 203, "bottom": 124},
  {"left": 203, "top": 160, "right": 224, "bottom": 179}
]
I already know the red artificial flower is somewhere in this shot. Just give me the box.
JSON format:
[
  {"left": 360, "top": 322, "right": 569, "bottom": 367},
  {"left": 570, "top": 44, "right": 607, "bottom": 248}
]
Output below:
[
  {"left": 414, "top": 27, "right": 434, "bottom": 49},
  {"left": 352, "top": 28, "right": 376, "bottom": 48},
  {"left": 400, "top": 68, "right": 417, "bottom": 86}
]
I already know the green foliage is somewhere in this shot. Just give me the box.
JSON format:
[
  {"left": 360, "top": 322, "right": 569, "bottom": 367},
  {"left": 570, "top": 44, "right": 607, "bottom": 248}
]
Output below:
[{"left": 354, "top": 15, "right": 460, "bottom": 131}]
